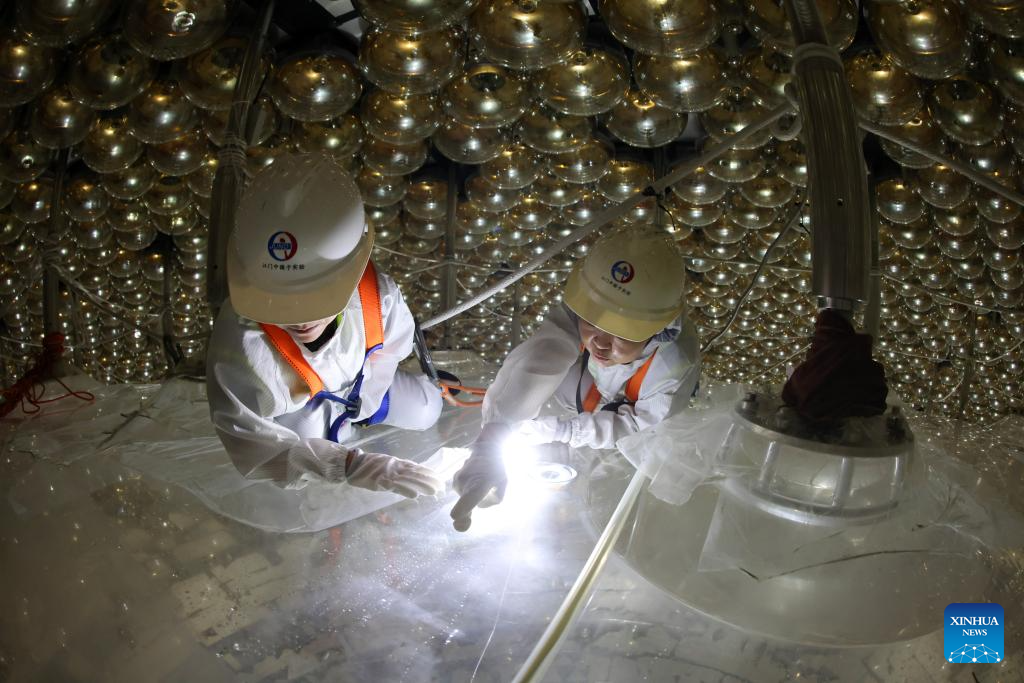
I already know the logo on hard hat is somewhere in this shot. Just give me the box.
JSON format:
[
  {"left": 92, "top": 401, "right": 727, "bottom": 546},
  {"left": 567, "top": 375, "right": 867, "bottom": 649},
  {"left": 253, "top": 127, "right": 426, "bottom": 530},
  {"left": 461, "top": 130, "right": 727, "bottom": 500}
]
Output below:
[
  {"left": 267, "top": 231, "right": 297, "bottom": 261},
  {"left": 611, "top": 260, "right": 635, "bottom": 284}
]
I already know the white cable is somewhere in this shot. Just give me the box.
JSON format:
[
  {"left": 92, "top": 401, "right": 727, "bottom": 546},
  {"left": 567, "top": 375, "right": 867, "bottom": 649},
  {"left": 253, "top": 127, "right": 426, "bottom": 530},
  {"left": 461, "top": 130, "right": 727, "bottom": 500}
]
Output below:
[
  {"left": 879, "top": 273, "right": 1022, "bottom": 316},
  {"left": 375, "top": 246, "right": 571, "bottom": 276},
  {"left": 861, "top": 120, "right": 1024, "bottom": 208},
  {"left": 54, "top": 267, "right": 162, "bottom": 322},
  {"left": 0, "top": 334, "right": 42, "bottom": 348},
  {"left": 373, "top": 244, "right": 445, "bottom": 264}
]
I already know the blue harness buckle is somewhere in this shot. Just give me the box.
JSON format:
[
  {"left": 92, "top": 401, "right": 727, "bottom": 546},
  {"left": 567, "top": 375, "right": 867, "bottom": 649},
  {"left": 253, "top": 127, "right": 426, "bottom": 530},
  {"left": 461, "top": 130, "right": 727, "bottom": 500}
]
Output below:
[{"left": 310, "top": 344, "right": 390, "bottom": 442}]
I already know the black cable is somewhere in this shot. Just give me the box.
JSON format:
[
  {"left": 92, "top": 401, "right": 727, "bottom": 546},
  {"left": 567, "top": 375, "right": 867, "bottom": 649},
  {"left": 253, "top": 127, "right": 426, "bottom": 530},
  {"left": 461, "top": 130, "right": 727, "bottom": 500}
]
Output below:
[
  {"left": 657, "top": 198, "right": 684, "bottom": 238},
  {"left": 333, "top": 9, "right": 360, "bottom": 25},
  {"left": 699, "top": 203, "right": 806, "bottom": 353}
]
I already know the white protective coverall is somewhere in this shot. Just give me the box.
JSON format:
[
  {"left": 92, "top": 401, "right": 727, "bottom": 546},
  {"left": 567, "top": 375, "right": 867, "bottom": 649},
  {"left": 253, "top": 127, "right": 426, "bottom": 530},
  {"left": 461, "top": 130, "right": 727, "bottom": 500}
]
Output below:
[
  {"left": 482, "top": 303, "right": 701, "bottom": 449},
  {"left": 207, "top": 270, "right": 442, "bottom": 488}
]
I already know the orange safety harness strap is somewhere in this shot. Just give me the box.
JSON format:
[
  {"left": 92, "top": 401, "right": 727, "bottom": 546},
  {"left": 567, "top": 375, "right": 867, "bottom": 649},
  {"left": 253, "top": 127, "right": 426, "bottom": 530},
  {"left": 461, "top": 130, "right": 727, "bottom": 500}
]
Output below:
[
  {"left": 357, "top": 261, "right": 384, "bottom": 352},
  {"left": 412, "top": 319, "right": 487, "bottom": 408},
  {"left": 580, "top": 349, "right": 657, "bottom": 413},
  {"left": 259, "top": 261, "right": 383, "bottom": 401},
  {"left": 260, "top": 324, "right": 326, "bottom": 399}
]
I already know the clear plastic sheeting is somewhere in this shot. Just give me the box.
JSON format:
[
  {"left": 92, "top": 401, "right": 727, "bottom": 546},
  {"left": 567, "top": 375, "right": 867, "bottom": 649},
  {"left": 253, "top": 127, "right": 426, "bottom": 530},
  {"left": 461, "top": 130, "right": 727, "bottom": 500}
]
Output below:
[
  {"left": 539, "top": 533, "right": 1009, "bottom": 682},
  {"left": 0, "top": 353, "right": 616, "bottom": 682},
  {"left": 616, "top": 383, "right": 748, "bottom": 506},
  {"left": 1, "top": 368, "right": 1021, "bottom": 681},
  {"left": 110, "top": 381, "right": 477, "bottom": 533},
  {"left": 911, "top": 413, "right": 1024, "bottom": 516},
  {"left": 106, "top": 352, "right": 494, "bottom": 533},
  {"left": 2, "top": 374, "right": 154, "bottom": 466},
  {"left": 118, "top": 434, "right": 472, "bottom": 534}
]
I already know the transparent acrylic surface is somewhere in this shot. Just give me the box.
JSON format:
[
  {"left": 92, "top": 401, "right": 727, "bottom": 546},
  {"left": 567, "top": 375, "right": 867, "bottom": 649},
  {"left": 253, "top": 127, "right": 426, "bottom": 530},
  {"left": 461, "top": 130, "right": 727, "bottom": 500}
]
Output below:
[
  {"left": 542, "top": 404, "right": 1024, "bottom": 682},
  {"left": 0, "top": 354, "right": 601, "bottom": 682},
  {"left": 2, "top": 365, "right": 1022, "bottom": 682},
  {"left": 540, "top": 440, "right": 1024, "bottom": 682},
  {"left": 540, "top": 539, "right": 1020, "bottom": 683}
]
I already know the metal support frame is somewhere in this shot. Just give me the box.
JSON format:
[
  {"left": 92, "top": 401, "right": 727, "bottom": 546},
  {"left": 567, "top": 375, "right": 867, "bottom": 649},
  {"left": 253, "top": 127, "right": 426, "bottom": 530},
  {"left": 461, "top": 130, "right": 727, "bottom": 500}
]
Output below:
[
  {"left": 958, "top": 313, "right": 979, "bottom": 421},
  {"left": 42, "top": 270, "right": 60, "bottom": 335},
  {"left": 652, "top": 145, "right": 667, "bottom": 233},
  {"left": 510, "top": 281, "right": 522, "bottom": 348},
  {"left": 161, "top": 246, "right": 183, "bottom": 369},
  {"left": 442, "top": 164, "right": 459, "bottom": 350},
  {"left": 42, "top": 149, "right": 70, "bottom": 337},
  {"left": 782, "top": 0, "right": 829, "bottom": 44},
  {"left": 864, "top": 170, "right": 882, "bottom": 339}
]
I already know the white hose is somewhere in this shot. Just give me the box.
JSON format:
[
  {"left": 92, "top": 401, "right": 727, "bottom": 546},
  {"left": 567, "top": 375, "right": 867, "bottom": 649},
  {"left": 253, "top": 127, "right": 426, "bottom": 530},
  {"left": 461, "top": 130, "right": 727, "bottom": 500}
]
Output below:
[{"left": 510, "top": 470, "right": 648, "bottom": 683}]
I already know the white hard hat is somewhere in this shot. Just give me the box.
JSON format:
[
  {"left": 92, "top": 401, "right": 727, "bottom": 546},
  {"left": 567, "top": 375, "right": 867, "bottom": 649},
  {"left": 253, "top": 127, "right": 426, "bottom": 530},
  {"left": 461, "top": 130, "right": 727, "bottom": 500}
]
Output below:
[
  {"left": 563, "top": 226, "right": 687, "bottom": 342},
  {"left": 228, "top": 152, "right": 374, "bottom": 325}
]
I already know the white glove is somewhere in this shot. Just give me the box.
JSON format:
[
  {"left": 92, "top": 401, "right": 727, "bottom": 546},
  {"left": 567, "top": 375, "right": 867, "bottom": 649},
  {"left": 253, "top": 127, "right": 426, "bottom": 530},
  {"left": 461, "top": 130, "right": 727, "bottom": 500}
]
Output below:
[
  {"left": 451, "top": 422, "right": 510, "bottom": 531},
  {"left": 345, "top": 449, "right": 444, "bottom": 499},
  {"left": 516, "top": 416, "right": 572, "bottom": 445}
]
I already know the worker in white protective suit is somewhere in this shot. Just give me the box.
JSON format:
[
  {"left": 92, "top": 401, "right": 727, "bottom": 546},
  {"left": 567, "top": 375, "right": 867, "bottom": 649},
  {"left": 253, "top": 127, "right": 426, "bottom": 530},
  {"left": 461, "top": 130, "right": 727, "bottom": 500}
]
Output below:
[
  {"left": 451, "top": 227, "right": 700, "bottom": 530},
  {"left": 206, "top": 153, "right": 445, "bottom": 498}
]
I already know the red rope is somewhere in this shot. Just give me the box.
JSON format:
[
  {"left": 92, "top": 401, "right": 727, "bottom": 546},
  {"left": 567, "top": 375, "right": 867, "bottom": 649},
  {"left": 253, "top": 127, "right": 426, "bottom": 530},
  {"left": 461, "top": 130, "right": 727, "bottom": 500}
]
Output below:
[{"left": 0, "top": 333, "right": 95, "bottom": 419}]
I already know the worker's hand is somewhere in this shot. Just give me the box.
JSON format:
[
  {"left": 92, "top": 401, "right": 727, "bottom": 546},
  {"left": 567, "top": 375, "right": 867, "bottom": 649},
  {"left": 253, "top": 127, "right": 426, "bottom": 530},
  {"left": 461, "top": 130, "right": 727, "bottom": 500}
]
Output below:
[
  {"left": 516, "top": 417, "right": 572, "bottom": 446},
  {"left": 450, "top": 423, "right": 510, "bottom": 532},
  {"left": 345, "top": 449, "right": 444, "bottom": 499}
]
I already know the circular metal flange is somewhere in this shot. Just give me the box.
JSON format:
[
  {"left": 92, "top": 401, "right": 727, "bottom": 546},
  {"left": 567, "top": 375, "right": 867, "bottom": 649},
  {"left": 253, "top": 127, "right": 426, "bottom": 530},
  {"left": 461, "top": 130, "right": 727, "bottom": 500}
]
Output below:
[{"left": 733, "top": 392, "right": 914, "bottom": 458}]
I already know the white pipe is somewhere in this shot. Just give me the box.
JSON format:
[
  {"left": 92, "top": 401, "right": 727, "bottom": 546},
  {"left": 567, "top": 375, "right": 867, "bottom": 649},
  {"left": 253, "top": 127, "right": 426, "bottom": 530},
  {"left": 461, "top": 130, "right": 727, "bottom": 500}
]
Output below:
[
  {"left": 860, "top": 120, "right": 1024, "bottom": 208},
  {"left": 511, "top": 470, "right": 648, "bottom": 683}
]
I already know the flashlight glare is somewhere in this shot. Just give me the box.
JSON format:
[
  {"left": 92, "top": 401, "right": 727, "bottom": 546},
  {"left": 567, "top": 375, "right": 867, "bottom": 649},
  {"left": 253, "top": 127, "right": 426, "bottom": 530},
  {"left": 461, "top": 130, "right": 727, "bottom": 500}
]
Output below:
[{"left": 501, "top": 432, "right": 541, "bottom": 482}]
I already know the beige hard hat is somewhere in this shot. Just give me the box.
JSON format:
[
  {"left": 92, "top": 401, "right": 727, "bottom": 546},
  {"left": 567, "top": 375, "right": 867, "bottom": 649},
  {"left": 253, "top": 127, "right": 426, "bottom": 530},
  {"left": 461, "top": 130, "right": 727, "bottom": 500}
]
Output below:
[
  {"left": 563, "top": 226, "right": 687, "bottom": 342},
  {"left": 228, "top": 152, "right": 374, "bottom": 325}
]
